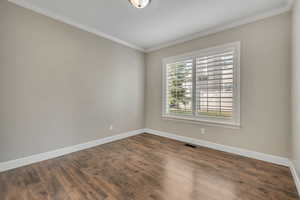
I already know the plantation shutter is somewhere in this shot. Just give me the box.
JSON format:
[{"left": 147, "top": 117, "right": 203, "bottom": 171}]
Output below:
[
  {"left": 166, "top": 59, "right": 193, "bottom": 115},
  {"left": 195, "top": 51, "right": 234, "bottom": 118},
  {"left": 163, "top": 42, "right": 240, "bottom": 126}
]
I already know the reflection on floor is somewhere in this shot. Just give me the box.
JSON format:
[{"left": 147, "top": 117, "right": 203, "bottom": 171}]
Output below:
[{"left": 0, "top": 133, "right": 299, "bottom": 200}]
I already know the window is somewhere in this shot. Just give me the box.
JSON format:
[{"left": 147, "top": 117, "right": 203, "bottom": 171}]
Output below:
[{"left": 162, "top": 42, "right": 240, "bottom": 127}]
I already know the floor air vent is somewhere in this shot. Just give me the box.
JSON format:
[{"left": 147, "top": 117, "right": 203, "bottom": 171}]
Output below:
[{"left": 184, "top": 144, "right": 197, "bottom": 148}]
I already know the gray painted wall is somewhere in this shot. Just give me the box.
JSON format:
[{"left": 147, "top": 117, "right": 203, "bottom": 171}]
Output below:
[
  {"left": 0, "top": 0, "right": 294, "bottom": 163},
  {"left": 0, "top": 1, "right": 145, "bottom": 162},
  {"left": 292, "top": 0, "right": 300, "bottom": 175},
  {"left": 145, "top": 13, "right": 292, "bottom": 157}
]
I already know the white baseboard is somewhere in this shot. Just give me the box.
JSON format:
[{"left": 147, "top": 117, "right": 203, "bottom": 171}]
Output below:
[
  {"left": 0, "top": 129, "right": 144, "bottom": 172},
  {"left": 145, "top": 128, "right": 299, "bottom": 195},
  {"left": 290, "top": 161, "right": 300, "bottom": 195},
  {"left": 144, "top": 128, "right": 290, "bottom": 167},
  {"left": 0, "top": 127, "right": 298, "bottom": 196}
]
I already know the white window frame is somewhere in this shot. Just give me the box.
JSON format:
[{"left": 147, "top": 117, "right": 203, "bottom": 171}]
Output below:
[{"left": 162, "top": 42, "right": 241, "bottom": 127}]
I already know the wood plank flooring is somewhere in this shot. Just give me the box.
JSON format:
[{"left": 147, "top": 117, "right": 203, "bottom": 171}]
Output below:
[{"left": 0, "top": 133, "right": 299, "bottom": 200}]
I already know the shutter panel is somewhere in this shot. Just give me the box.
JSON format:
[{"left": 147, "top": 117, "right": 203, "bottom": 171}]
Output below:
[
  {"left": 166, "top": 59, "right": 193, "bottom": 115},
  {"left": 195, "top": 51, "right": 234, "bottom": 118}
]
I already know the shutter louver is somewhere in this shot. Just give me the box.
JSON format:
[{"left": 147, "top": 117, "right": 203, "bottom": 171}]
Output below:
[
  {"left": 163, "top": 42, "right": 240, "bottom": 126},
  {"left": 196, "top": 51, "right": 234, "bottom": 118}
]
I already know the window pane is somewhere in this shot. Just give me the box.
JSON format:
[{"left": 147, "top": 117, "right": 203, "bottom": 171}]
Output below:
[
  {"left": 166, "top": 60, "right": 193, "bottom": 115},
  {"left": 196, "top": 51, "right": 234, "bottom": 118}
]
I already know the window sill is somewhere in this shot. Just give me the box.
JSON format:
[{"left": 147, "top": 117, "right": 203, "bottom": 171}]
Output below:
[{"left": 161, "top": 115, "right": 241, "bottom": 129}]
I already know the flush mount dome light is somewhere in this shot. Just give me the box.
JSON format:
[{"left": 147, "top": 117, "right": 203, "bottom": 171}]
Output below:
[{"left": 129, "top": 0, "right": 151, "bottom": 9}]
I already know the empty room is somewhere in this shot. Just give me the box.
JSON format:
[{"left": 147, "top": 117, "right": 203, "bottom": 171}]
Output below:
[{"left": 1, "top": 0, "right": 300, "bottom": 199}]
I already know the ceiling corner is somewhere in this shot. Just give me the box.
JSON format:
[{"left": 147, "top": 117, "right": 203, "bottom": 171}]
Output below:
[{"left": 8, "top": 0, "right": 146, "bottom": 52}]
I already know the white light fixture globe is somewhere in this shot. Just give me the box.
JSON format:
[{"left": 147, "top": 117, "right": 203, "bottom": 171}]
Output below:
[{"left": 129, "top": 0, "right": 151, "bottom": 9}]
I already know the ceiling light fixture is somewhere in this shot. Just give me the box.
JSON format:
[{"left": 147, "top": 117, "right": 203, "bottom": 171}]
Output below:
[{"left": 129, "top": 0, "right": 151, "bottom": 9}]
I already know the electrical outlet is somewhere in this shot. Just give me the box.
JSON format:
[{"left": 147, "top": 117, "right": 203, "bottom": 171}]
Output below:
[
  {"left": 201, "top": 128, "right": 206, "bottom": 134},
  {"left": 109, "top": 125, "right": 113, "bottom": 131}
]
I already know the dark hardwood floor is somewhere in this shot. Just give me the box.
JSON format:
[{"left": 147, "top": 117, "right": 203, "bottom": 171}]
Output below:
[{"left": 0, "top": 133, "right": 299, "bottom": 200}]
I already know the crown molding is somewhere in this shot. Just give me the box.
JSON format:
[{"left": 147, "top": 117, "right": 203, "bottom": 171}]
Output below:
[
  {"left": 8, "top": 0, "right": 293, "bottom": 54},
  {"left": 145, "top": 0, "right": 294, "bottom": 52},
  {"left": 8, "top": 0, "right": 146, "bottom": 52}
]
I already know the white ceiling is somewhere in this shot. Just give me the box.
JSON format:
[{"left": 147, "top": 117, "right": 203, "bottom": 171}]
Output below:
[{"left": 9, "top": 0, "right": 293, "bottom": 52}]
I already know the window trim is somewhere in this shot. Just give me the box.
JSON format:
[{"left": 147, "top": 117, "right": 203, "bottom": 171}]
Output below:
[{"left": 162, "top": 42, "right": 241, "bottom": 127}]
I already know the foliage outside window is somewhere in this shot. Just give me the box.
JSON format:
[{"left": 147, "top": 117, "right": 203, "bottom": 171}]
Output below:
[{"left": 162, "top": 42, "right": 240, "bottom": 127}]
